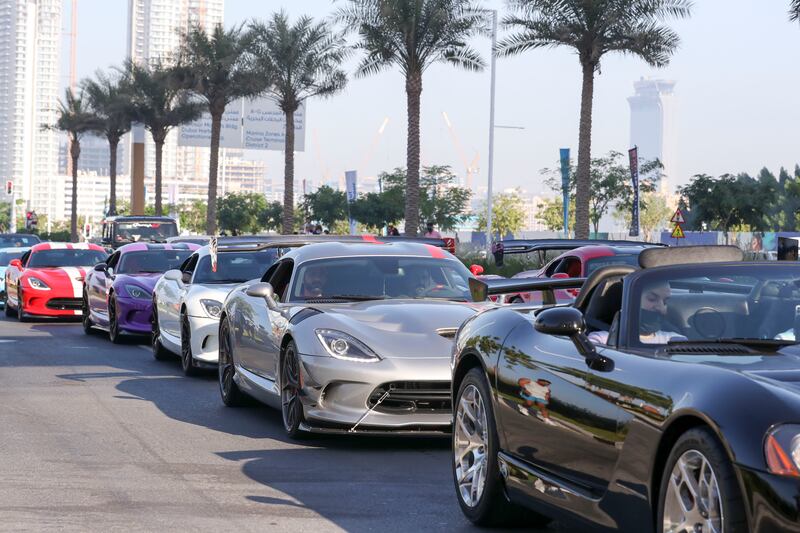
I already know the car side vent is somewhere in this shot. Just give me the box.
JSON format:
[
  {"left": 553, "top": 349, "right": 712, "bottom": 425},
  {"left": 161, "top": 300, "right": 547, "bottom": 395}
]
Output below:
[
  {"left": 436, "top": 327, "right": 458, "bottom": 339},
  {"left": 666, "top": 344, "right": 753, "bottom": 355}
]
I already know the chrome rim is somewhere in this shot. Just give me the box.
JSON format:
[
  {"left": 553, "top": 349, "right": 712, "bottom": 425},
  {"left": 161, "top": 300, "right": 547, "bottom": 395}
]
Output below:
[
  {"left": 181, "top": 316, "right": 192, "bottom": 370},
  {"left": 281, "top": 346, "right": 302, "bottom": 431},
  {"left": 109, "top": 298, "right": 118, "bottom": 340},
  {"left": 151, "top": 309, "right": 160, "bottom": 351},
  {"left": 454, "top": 383, "right": 489, "bottom": 508},
  {"left": 218, "top": 320, "right": 235, "bottom": 399},
  {"left": 663, "top": 450, "right": 723, "bottom": 533}
]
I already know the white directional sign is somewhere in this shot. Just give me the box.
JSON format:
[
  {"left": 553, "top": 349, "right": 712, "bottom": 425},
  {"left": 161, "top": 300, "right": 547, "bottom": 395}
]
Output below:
[{"left": 178, "top": 98, "right": 306, "bottom": 152}]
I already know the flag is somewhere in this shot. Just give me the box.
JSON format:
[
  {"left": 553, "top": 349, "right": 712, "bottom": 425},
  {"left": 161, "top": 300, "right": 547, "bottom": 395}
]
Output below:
[{"left": 210, "top": 236, "right": 218, "bottom": 273}]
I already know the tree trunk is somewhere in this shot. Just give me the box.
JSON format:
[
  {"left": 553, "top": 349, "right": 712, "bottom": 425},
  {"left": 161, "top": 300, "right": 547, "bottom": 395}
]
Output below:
[
  {"left": 108, "top": 137, "right": 118, "bottom": 216},
  {"left": 154, "top": 138, "right": 164, "bottom": 216},
  {"left": 206, "top": 111, "right": 222, "bottom": 235},
  {"left": 575, "top": 61, "right": 595, "bottom": 239},
  {"left": 404, "top": 70, "right": 422, "bottom": 237},
  {"left": 70, "top": 136, "right": 80, "bottom": 243},
  {"left": 282, "top": 110, "right": 295, "bottom": 235}
]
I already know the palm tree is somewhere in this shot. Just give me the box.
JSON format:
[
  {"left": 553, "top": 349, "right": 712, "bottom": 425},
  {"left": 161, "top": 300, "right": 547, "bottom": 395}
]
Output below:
[
  {"left": 791, "top": 1, "right": 800, "bottom": 22},
  {"left": 250, "top": 13, "right": 348, "bottom": 235},
  {"left": 178, "top": 24, "right": 266, "bottom": 235},
  {"left": 48, "top": 89, "right": 98, "bottom": 242},
  {"left": 126, "top": 60, "right": 203, "bottom": 216},
  {"left": 499, "top": 0, "right": 692, "bottom": 239},
  {"left": 337, "top": 0, "right": 486, "bottom": 236},
  {"left": 83, "top": 71, "right": 133, "bottom": 216}
]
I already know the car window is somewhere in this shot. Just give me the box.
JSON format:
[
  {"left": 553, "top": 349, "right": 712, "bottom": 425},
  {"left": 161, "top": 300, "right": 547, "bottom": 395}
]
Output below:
[
  {"left": 585, "top": 254, "right": 640, "bottom": 276},
  {"left": 193, "top": 249, "right": 283, "bottom": 284},
  {"left": 27, "top": 249, "right": 107, "bottom": 268},
  {"left": 117, "top": 250, "right": 194, "bottom": 274},
  {"left": 114, "top": 221, "right": 178, "bottom": 244},
  {"left": 0, "top": 249, "right": 26, "bottom": 266},
  {"left": 0, "top": 235, "right": 40, "bottom": 247}
]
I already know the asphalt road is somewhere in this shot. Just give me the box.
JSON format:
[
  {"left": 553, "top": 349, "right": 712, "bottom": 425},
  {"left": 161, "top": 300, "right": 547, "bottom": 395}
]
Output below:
[{"left": 0, "top": 314, "right": 560, "bottom": 532}]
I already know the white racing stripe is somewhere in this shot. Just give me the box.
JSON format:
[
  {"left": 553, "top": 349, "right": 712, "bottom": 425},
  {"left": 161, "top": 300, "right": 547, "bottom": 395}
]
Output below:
[
  {"left": 47, "top": 242, "right": 68, "bottom": 249},
  {"left": 58, "top": 267, "right": 85, "bottom": 315}
]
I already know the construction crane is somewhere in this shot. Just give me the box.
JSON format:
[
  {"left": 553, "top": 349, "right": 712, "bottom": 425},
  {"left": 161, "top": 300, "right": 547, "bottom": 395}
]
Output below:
[{"left": 442, "top": 111, "right": 480, "bottom": 190}]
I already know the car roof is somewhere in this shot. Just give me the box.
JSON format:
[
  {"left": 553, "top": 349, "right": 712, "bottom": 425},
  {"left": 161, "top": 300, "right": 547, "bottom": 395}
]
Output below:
[
  {"left": 495, "top": 239, "right": 663, "bottom": 255},
  {"left": 104, "top": 216, "right": 177, "bottom": 222},
  {"left": 30, "top": 242, "right": 106, "bottom": 252},
  {"left": 117, "top": 242, "right": 200, "bottom": 254},
  {"left": 281, "top": 241, "right": 454, "bottom": 264}
]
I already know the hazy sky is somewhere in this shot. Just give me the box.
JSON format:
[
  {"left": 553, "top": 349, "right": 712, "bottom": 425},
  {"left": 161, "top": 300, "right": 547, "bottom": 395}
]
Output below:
[{"left": 64, "top": 0, "right": 800, "bottom": 197}]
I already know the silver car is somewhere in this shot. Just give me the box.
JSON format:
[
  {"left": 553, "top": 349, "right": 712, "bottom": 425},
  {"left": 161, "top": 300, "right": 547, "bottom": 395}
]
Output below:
[
  {"left": 218, "top": 241, "right": 486, "bottom": 438},
  {"left": 152, "top": 242, "right": 292, "bottom": 375}
]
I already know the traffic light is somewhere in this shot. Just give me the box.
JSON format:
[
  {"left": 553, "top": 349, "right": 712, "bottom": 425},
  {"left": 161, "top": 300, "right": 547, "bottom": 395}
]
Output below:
[
  {"left": 83, "top": 223, "right": 92, "bottom": 239},
  {"left": 25, "top": 211, "right": 32, "bottom": 230},
  {"left": 5, "top": 180, "right": 11, "bottom": 196}
]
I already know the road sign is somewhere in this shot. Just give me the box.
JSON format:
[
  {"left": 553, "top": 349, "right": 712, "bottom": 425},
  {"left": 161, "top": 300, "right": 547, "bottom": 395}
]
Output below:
[
  {"left": 671, "top": 224, "right": 685, "bottom": 239},
  {"left": 670, "top": 209, "right": 685, "bottom": 224}
]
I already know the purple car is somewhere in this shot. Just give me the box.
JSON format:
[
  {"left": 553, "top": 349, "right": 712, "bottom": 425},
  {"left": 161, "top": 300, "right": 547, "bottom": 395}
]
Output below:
[{"left": 82, "top": 242, "right": 199, "bottom": 343}]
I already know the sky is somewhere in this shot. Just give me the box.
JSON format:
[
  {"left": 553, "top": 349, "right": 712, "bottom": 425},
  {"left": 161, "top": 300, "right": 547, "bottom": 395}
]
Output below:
[{"left": 63, "top": 0, "right": 800, "bottom": 198}]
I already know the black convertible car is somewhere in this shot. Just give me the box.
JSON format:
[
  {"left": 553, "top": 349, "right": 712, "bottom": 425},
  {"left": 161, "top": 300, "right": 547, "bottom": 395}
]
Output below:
[{"left": 452, "top": 245, "right": 800, "bottom": 532}]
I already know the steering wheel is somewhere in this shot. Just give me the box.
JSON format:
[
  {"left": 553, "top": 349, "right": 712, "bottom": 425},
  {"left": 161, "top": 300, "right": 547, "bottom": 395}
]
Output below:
[
  {"left": 690, "top": 307, "right": 726, "bottom": 339},
  {"left": 420, "top": 284, "right": 449, "bottom": 297}
]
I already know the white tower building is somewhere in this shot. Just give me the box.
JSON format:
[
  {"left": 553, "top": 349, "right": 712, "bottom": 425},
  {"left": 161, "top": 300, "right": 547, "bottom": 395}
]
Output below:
[
  {"left": 0, "top": 0, "right": 62, "bottom": 213},
  {"left": 627, "top": 78, "right": 677, "bottom": 195}
]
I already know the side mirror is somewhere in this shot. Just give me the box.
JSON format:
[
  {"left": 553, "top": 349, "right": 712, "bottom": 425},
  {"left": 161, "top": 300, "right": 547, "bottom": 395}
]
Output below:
[
  {"left": 246, "top": 282, "right": 278, "bottom": 309},
  {"left": 534, "top": 307, "right": 609, "bottom": 367},
  {"left": 181, "top": 271, "right": 192, "bottom": 284},
  {"left": 469, "top": 264, "right": 484, "bottom": 276},
  {"left": 163, "top": 269, "right": 182, "bottom": 283},
  {"left": 9, "top": 258, "right": 22, "bottom": 269},
  {"left": 94, "top": 263, "right": 107, "bottom": 272}
]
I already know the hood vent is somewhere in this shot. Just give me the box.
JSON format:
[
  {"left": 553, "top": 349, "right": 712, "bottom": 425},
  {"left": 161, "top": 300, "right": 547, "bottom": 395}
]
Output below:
[
  {"left": 666, "top": 344, "right": 754, "bottom": 355},
  {"left": 436, "top": 327, "right": 458, "bottom": 339}
]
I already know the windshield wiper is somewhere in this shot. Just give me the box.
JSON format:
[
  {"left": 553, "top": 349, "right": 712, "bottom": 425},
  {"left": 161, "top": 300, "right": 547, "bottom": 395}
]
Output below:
[{"left": 304, "top": 294, "right": 389, "bottom": 302}]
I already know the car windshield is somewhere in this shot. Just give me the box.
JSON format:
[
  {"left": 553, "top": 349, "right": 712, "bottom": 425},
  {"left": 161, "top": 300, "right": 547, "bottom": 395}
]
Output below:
[
  {"left": 289, "top": 256, "right": 473, "bottom": 302},
  {"left": 0, "top": 249, "right": 26, "bottom": 266},
  {"left": 117, "top": 250, "right": 194, "bottom": 274},
  {"left": 0, "top": 235, "right": 39, "bottom": 247},
  {"left": 27, "top": 249, "right": 107, "bottom": 268},
  {"left": 193, "top": 249, "right": 284, "bottom": 284},
  {"left": 585, "top": 254, "right": 640, "bottom": 276},
  {"left": 115, "top": 221, "right": 178, "bottom": 244},
  {"left": 628, "top": 265, "right": 800, "bottom": 348}
]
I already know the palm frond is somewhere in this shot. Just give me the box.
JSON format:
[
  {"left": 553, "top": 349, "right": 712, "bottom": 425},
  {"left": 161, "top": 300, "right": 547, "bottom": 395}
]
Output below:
[{"left": 791, "top": 0, "right": 800, "bottom": 22}]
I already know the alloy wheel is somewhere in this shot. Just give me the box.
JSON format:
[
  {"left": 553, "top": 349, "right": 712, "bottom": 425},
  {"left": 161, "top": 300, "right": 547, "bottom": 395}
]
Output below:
[
  {"left": 181, "top": 315, "right": 194, "bottom": 373},
  {"left": 219, "top": 320, "right": 235, "bottom": 399},
  {"left": 663, "top": 449, "right": 723, "bottom": 533},
  {"left": 109, "top": 296, "right": 120, "bottom": 343},
  {"left": 454, "top": 383, "right": 489, "bottom": 508},
  {"left": 281, "top": 345, "right": 302, "bottom": 432}
]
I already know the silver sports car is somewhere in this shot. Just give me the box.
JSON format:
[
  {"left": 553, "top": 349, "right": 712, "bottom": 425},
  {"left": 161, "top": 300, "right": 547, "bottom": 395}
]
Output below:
[{"left": 218, "top": 241, "right": 485, "bottom": 437}]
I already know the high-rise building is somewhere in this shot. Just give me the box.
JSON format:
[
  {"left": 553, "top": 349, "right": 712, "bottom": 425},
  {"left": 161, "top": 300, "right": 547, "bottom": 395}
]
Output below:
[
  {"left": 0, "top": 0, "right": 62, "bottom": 213},
  {"left": 628, "top": 78, "right": 677, "bottom": 195},
  {"left": 58, "top": 135, "right": 125, "bottom": 177},
  {"left": 126, "top": 0, "right": 224, "bottom": 200}
]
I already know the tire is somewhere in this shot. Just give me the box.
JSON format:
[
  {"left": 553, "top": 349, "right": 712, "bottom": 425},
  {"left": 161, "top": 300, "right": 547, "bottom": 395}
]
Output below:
[
  {"left": 82, "top": 289, "right": 94, "bottom": 334},
  {"left": 151, "top": 304, "right": 171, "bottom": 361},
  {"left": 218, "top": 316, "right": 246, "bottom": 407},
  {"left": 280, "top": 340, "right": 306, "bottom": 439},
  {"left": 657, "top": 427, "right": 747, "bottom": 533},
  {"left": 108, "top": 294, "right": 123, "bottom": 344},
  {"left": 180, "top": 313, "right": 200, "bottom": 376},
  {"left": 453, "top": 367, "right": 550, "bottom": 528},
  {"left": 4, "top": 291, "right": 14, "bottom": 317},
  {"left": 17, "top": 288, "right": 28, "bottom": 322}
]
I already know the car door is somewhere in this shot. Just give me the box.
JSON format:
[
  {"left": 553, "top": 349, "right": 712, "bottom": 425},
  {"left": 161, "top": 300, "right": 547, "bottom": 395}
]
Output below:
[
  {"left": 159, "top": 254, "right": 196, "bottom": 338},
  {"left": 495, "top": 319, "right": 632, "bottom": 493},
  {"left": 236, "top": 259, "right": 293, "bottom": 381},
  {"left": 5, "top": 251, "right": 28, "bottom": 306},
  {"left": 88, "top": 251, "right": 117, "bottom": 321}
]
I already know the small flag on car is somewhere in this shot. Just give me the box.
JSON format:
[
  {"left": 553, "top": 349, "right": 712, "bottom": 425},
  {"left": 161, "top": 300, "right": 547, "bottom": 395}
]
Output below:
[{"left": 210, "top": 236, "right": 218, "bottom": 272}]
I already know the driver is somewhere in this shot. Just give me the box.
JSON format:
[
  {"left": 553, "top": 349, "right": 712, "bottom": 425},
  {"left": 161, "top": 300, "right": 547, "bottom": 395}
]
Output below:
[
  {"left": 404, "top": 268, "right": 433, "bottom": 297},
  {"left": 300, "top": 265, "right": 328, "bottom": 299},
  {"left": 588, "top": 280, "right": 685, "bottom": 345}
]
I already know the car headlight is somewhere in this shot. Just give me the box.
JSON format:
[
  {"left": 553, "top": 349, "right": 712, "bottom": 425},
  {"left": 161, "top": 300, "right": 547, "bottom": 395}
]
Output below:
[
  {"left": 765, "top": 425, "right": 800, "bottom": 477},
  {"left": 200, "top": 299, "right": 223, "bottom": 318},
  {"left": 124, "top": 285, "right": 151, "bottom": 300},
  {"left": 315, "top": 329, "right": 380, "bottom": 362},
  {"left": 28, "top": 277, "right": 50, "bottom": 290}
]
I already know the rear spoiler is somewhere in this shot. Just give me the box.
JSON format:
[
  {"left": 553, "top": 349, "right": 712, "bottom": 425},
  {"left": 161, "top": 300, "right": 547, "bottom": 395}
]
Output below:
[
  {"left": 182, "top": 234, "right": 455, "bottom": 253},
  {"left": 469, "top": 277, "right": 587, "bottom": 305},
  {"left": 492, "top": 239, "right": 664, "bottom": 266}
]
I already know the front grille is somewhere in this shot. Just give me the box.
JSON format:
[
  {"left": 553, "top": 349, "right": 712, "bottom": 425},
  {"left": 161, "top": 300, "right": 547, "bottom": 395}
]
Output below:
[
  {"left": 46, "top": 298, "right": 82, "bottom": 311},
  {"left": 367, "top": 381, "right": 451, "bottom": 414}
]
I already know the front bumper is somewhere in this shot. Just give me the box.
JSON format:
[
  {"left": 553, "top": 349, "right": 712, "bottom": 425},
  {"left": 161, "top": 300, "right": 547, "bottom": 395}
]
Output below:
[
  {"left": 22, "top": 290, "right": 82, "bottom": 317},
  {"left": 297, "top": 353, "right": 452, "bottom": 432},
  {"left": 187, "top": 314, "right": 220, "bottom": 364},
  {"left": 115, "top": 296, "right": 153, "bottom": 335},
  {"left": 737, "top": 464, "right": 800, "bottom": 532}
]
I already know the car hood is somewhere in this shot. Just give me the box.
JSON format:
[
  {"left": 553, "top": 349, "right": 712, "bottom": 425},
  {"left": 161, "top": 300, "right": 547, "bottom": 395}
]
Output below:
[
  {"left": 301, "top": 299, "right": 488, "bottom": 359},
  {"left": 114, "top": 272, "right": 163, "bottom": 291}
]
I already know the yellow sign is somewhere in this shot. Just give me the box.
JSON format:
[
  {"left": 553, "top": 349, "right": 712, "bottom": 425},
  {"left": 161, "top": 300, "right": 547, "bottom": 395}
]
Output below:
[{"left": 671, "top": 224, "right": 685, "bottom": 239}]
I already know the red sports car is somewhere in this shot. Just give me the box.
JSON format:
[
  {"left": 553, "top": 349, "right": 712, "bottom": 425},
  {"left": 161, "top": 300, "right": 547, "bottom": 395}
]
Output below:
[{"left": 3, "top": 242, "right": 107, "bottom": 320}]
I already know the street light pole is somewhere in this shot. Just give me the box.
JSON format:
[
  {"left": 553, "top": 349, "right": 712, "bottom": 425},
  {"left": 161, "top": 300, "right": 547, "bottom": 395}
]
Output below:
[{"left": 486, "top": 9, "right": 498, "bottom": 253}]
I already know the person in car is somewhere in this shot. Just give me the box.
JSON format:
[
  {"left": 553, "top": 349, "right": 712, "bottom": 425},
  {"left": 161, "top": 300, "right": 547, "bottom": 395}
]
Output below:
[
  {"left": 300, "top": 265, "right": 328, "bottom": 299},
  {"left": 588, "top": 280, "right": 685, "bottom": 345}
]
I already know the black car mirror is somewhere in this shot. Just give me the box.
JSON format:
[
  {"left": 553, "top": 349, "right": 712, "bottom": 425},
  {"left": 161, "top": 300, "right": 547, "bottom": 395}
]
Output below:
[
  {"left": 93, "top": 263, "right": 107, "bottom": 272},
  {"left": 534, "top": 307, "right": 611, "bottom": 370}
]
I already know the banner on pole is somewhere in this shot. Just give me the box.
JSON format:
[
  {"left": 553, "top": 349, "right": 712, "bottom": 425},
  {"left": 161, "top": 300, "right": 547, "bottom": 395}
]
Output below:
[
  {"left": 559, "top": 148, "right": 570, "bottom": 235},
  {"left": 345, "top": 170, "right": 358, "bottom": 235},
  {"left": 628, "top": 146, "right": 640, "bottom": 237}
]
